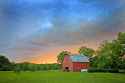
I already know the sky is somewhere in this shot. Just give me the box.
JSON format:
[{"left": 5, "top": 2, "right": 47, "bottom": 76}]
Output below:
[{"left": 0, "top": 0, "right": 125, "bottom": 63}]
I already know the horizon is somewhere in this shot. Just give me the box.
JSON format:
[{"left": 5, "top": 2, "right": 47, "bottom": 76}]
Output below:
[{"left": 0, "top": 0, "right": 125, "bottom": 63}]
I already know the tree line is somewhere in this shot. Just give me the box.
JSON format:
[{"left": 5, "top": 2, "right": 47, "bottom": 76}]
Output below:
[
  {"left": 0, "top": 56, "right": 60, "bottom": 71},
  {"left": 14, "top": 63, "right": 60, "bottom": 72}
]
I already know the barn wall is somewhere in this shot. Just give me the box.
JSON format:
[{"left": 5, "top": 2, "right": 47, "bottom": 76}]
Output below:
[
  {"left": 62, "top": 56, "right": 73, "bottom": 71},
  {"left": 73, "top": 62, "right": 89, "bottom": 72}
]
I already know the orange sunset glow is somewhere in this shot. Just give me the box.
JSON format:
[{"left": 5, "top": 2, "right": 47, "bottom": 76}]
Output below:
[{"left": 31, "top": 43, "right": 99, "bottom": 64}]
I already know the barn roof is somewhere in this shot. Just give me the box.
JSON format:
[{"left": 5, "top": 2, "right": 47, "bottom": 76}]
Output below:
[{"left": 70, "top": 54, "right": 89, "bottom": 62}]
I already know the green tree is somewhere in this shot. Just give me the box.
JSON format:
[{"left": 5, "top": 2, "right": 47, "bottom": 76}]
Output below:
[
  {"left": 117, "top": 32, "right": 125, "bottom": 70},
  {"left": 79, "top": 46, "right": 95, "bottom": 57},
  {"left": 118, "top": 32, "right": 125, "bottom": 44},
  {"left": 0, "top": 55, "right": 12, "bottom": 71},
  {"left": 57, "top": 51, "right": 71, "bottom": 64},
  {"left": 92, "top": 40, "right": 124, "bottom": 69},
  {"left": 118, "top": 58, "right": 125, "bottom": 69},
  {"left": 117, "top": 32, "right": 125, "bottom": 56}
]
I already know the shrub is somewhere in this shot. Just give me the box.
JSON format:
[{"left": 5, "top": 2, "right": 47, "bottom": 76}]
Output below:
[{"left": 88, "top": 68, "right": 119, "bottom": 73}]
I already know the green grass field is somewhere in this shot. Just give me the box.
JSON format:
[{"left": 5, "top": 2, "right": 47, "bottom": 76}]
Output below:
[{"left": 0, "top": 71, "right": 125, "bottom": 83}]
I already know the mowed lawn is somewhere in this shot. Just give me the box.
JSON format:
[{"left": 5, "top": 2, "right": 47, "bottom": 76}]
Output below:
[{"left": 0, "top": 71, "right": 125, "bottom": 83}]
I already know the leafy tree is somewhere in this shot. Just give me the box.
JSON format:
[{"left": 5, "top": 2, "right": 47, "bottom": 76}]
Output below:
[
  {"left": 57, "top": 51, "right": 71, "bottom": 64},
  {"left": 92, "top": 40, "right": 124, "bottom": 69},
  {"left": 79, "top": 46, "right": 95, "bottom": 57},
  {"left": 118, "top": 32, "right": 125, "bottom": 44},
  {"left": 118, "top": 58, "right": 125, "bottom": 69},
  {"left": 117, "top": 32, "right": 125, "bottom": 70},
  {"left": 117, "top": 32, "right": 125, "bottom": 56},
  {"left": 0, "top": 55, "right": 12, "bottom": 71}
]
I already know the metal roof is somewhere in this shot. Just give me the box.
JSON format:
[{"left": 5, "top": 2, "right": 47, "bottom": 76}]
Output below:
[{"left": 70, "top": 54, "right": 89, "bottom": 62}]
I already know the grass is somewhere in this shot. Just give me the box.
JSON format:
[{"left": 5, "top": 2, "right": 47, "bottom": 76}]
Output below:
[{"left": 0, "top": 71, "right": 125, "bottom": 83}]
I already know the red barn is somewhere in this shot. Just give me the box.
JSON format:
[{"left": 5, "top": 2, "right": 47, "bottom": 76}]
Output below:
[{"left": 62, "top": 54, "right": 89, "bottom": 72}]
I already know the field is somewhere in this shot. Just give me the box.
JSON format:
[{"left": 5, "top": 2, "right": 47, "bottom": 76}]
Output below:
[{"left": 0, "top": 71, "right": 125, "bottom": 83}]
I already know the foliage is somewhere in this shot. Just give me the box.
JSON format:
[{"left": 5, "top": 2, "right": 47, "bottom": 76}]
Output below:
[
  {"left": 57, "top": 51, "right": 71, "bottom": 64},
  {"left": 14, "top": 63, "right": 61, "bottom": 72},
  {"left": 88, "top": 68, "right": 119, "bottom": 73},
  {"left": 118, "top": 32, "right": 125, "bottom": 44},
  {"left": 79, "top": 46, "right": 95, "bottom": 57},
  {"left": 0, "top": 55, "right": 12, "bottom": 71},
  {"left": 0, "top": 55, "right": 61, "bottom": 72},
  {"left": 91, "top": 39, "right": 125, "bottom": 70},
  {"left": 117, "top": 32, "right": 125, "bottom": 56},
  {"left": 93, "top": 41, "right": 123, "bottom": 68},
  {"left": 118, "top": 58, "right": 125, "bottom": 69}
]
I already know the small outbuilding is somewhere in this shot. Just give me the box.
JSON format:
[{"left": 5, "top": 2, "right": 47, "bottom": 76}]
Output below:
[{"left": 62, "top": 54, "right": 90, "bottom": 72}]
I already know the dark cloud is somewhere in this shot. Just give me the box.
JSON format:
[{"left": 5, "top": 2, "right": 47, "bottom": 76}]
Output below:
[{"left": 33, "top": 3, "right": 125, "bottom": 46}]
